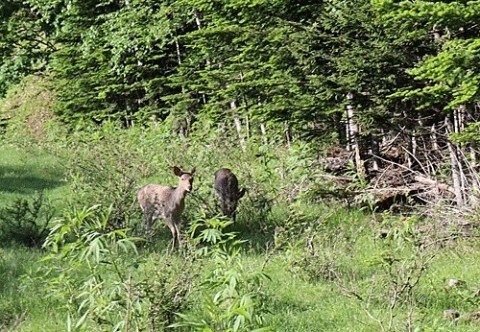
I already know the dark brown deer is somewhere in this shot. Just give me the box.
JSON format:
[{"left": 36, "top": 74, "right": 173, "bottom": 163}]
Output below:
[
  {"left": 214, "top": 168, "right": 245, "bottom": 221},
  {"left": 137, "top": 166, "right": 195, "bottom": 248}
]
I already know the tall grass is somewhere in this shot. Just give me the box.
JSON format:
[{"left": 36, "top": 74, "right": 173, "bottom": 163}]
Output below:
[
  {"left": 0, "top": 144, "right": 68, "bottom": 330},
  {"left": 1, "top": 121, "right": 480, "bottom": 331},
  {"left": 0, "top": 247, "right": 65, "bottom": 332}
]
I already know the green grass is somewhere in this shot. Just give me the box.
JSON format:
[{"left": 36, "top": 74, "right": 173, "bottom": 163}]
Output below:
[
  {"left": 2, "top": 138, "right": 480, "bottom": 331},
  {"left": 0, "top": 144, "right": 69, "bottom": 331},
  {"left": 0, "top": 145, "right": 68, "bottom": 207},
  {"left": 263, "top": 257, "right": 359, "bottom": 331},
  {"left": 0, "top": 247, "right": 65, "bottom": 332}
]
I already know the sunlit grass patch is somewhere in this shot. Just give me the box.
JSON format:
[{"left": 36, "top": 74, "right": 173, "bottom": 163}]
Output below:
[{"left": 0, "top": 145, "right": 68, "bottom": 207}]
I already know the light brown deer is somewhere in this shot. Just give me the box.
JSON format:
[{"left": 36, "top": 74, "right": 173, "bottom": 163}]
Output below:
[
  {"left": 214, "top": 168, "right": 245, "bottom": 221},
  {"left": 137, "top": 166, "right": 195, "bottom": 248}
]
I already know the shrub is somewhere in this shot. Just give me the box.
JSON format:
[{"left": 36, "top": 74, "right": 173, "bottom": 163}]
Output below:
[
  {"left": 0, "top": 192, "right": 55, "bottom": 247},
  {"left": 39, "top": 204, "right": 198, "bottom": 331},
  {"left": 61, "top": 123, "right": 156, "bottom": 231},
  {"left": 170, "top": 215, "right": 271, "bottom": 331}
]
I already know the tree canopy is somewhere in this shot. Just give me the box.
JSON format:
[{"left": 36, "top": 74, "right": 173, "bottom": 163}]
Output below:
[{"left": 1, "top": 0, "right": 480, "bottom": 144}]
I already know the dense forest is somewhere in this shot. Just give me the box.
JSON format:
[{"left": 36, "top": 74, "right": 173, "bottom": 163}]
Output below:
[
  {"left": 2, "top": 0, "right": 480, "bottom": 207},
  {"left": 2, "top": 1, "right": 480, "bottom": 331}
]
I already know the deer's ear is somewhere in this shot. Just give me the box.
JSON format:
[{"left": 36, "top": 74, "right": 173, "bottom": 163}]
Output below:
[
  {"left": 190, "top": 167, "right": 196, "bottom": 175},
  {"left": 173, "top": 166, "right": 182, "bottom": 176}
]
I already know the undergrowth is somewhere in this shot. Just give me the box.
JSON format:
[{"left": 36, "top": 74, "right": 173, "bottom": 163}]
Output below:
[{"left": 2, "top": 119, "right": 480, "bottom": 331}]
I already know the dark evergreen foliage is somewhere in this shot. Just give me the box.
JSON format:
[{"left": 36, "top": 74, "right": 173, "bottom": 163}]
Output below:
[{"left": 1, "top": 0, "right": 480, "bottom": 142}]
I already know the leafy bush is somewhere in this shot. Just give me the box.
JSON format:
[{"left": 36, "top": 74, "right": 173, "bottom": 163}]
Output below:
[
  {"left": 171, "top": 215, "right": 271, "bottom": 331},
  {"left": 0, "top": 192, "right": 55, "bottom": 247},
  {"left": 61, "top": 123, "right": 156, "bottom": 231},
  {"left": 38, "top": 204, "right": 198, "bottom": 331},
  {"left": 135, "top": 255, "right": 198, "bottom": 330}
]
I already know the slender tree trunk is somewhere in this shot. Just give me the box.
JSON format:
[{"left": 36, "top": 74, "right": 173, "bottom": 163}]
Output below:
[
  {"left": 345, "top": 104, "right": 356, "bottom": 152},
  {"left": 454, "top": 107, "right": 468, "bottom": 200},
  {"left": 332, "top": 112, "right": 344, "bottom": 145},
  {"left": 470, "top": 144, "right": 478, "bottom": 168},
  {"left": 260, "top": 123, "right": 268, "bottom": 144},
  {"left": 172, "top": 34, "right": 192, "bottom": 136},
  {"left": 231, "top": 100, "right": 246, "bottom": 152},
  {"left": 430, "top": 124, "right": 438, "bottom": 151},
  {"left": 284, "top": 121, "right": 291, "bottom": 148},
  {"left": 471, "top": 105, "right": 480, "bottom": 197},
  {"left": 174, "top": 37, "right": 182, "bottom": 65},
  {"left": 193, "top": 10, "right": 209, "bottom": 105},
  {"left": 445, "top": 115, "right": 464, "bottom": 206},
  {"left": 239, "top": 71, "right": 251, "bottom": 140},
  {"left": 345, "top": 98, "right": 366, "bottom": 177},
  {"left": 370, "top": 135, "right": 379, "bottom": 171},
  {"left": 245, "top": 113, "right": 250, "bottom": 139},
  {"left": 407, "top": 129, "right": 417, "bottom": 169},
  {"left": 194, "top": 10, "right": 211, "bottom": 68},
  {"left": 354, "top": 141, "right": 366, "bottom": 178}
]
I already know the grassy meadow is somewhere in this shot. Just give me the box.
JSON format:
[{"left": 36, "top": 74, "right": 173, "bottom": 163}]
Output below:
[
  {"left": 1, "top": 125, "right": 480, "bottom": 332},
  {"left": 0, "top": 144, "right": 68, "bottom": 331},
  {"left": 0, "top": 146, "right": 67, "bottom": 207}
]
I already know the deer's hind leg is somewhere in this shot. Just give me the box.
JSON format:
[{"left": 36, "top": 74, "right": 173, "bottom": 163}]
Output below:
[{"left": 143, "top": 203, "right": 157, "bottom": 233}]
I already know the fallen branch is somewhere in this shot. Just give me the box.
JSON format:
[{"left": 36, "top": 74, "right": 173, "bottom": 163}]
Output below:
[{"left": 413, "top": 175, "right": 454, "bottom": 193}]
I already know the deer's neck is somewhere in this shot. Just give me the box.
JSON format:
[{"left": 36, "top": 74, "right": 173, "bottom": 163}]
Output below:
[{"left": 173, "top": 187, "right": 188, "bottom": 202}]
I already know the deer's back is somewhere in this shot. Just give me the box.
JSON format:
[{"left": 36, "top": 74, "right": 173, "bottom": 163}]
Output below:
[
  {"left": 138, "top": 184, "right": 182, "bottom": 218},
  {"left": 214, "top": 168, "right": 239, "bottom": 198}
]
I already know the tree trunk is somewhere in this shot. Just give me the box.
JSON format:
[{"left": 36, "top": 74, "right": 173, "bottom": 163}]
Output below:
[
  {"left": 284, "top": 121, "right": 291, "bottom": 148},
  {"left": 370, "top": 135, "right": 379, "bottom": 171},
  {"left": 194, "top": 10, "right": 211, "bottom": 67},
  {"left": 260, "top": 123, "right": 268, "bottom": 144},
  {"left": 231, "top": 100, "right": 246, "bottom": 152},
  {"left": 193, "top": 10, "right": 209, "bottom": 105},
  {"left": 445, "top": 115, "right": 464, "bottom": 206},
  {"left": 430, "top": 124, "right": 438, "bottom": 151},
  {"left": 345, "top": 104, "right": 357, "bottom": 152},
  {"left": 407, "top": 129, "right": 417, "bottom": 169},
  {"left": 345, "top": 99, "right": 366, "bottom": 177}
]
